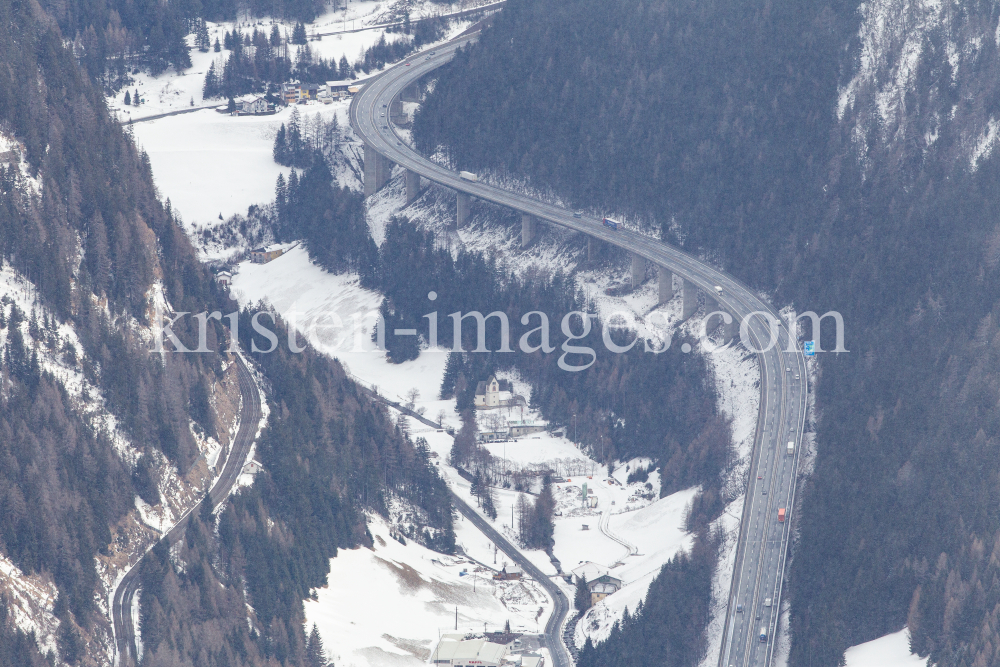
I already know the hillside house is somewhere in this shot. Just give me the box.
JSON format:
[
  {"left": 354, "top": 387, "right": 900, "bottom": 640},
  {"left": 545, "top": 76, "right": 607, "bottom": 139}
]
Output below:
[
  {"left": 325, "top": 79, "right": 353, "bottom": 98},
  {"left": 216, "top": 270, "right": 232, "bottom": 287},
  {"left": 587, "top": 573, "right": 622, "bottom": 605},
  {"left": 298, "top": 83, "right": 319, "bottom": 102},
  {"left": 250, "top": 247, "right": 285, "bottom": 264},
  {"left": 571, "top": 562, "right": 623, "bottom": 605},
  {"left": 236, "top": 96, "right": 273, "bottom": 115},
  {"left": 281, "top": 82, "right": 301, "bottom": 105}
]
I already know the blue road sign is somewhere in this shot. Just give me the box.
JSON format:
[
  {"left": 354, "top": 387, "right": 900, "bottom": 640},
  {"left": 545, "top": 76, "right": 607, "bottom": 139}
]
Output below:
[{"left": 804, "top": 341, "right": 815, "bottom": 356}]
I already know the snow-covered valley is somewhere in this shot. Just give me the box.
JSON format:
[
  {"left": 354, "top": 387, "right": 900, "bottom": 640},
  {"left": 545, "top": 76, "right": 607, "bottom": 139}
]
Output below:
[{"left": 112, "top": 3, "right": 933, "bottom": 665}]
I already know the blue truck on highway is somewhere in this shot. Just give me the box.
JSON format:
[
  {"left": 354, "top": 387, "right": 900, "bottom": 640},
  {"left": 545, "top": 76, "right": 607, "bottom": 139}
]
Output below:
[{"left": 603, "top": 217, "right": 619, "bottom": 230}]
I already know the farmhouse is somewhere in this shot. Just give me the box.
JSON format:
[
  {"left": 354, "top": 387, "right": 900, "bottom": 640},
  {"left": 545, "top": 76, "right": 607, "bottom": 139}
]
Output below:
[
  {"left": 250, "top": 247, "right": 285, "bottom": 264},
  {"left": 571, "top": 562, "right": 623, "bottom": 605},
  {"left": 235, "top": 96, "right": 274, "bottom": 115}
]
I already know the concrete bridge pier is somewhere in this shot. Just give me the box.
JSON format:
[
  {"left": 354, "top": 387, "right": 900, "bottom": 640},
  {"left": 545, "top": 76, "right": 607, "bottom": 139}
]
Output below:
[
  {"left": 521, "top": 214, "right": 537, "bottom": 247},
  {"left": 630, "top": 253, "right": 645, "bottom": 289},
  {"left": 405, "top": 169, "right": 420, "bottom": 205},
  {"left": 658, "top": 268, "right": 672, "bottom": 305},
  {"left": 704, "top": 297, "right": 738, "bottom": 344},
  {"left": 401, "top": 82, "right": 421, "bottom": 102},
  {"left": 587, "top": 236, "right": 596, "bottom": 261},
  {"left": 364, "top": 143, "right": 392, "bottom": 197},
  {"left": 457, "top": 192, "right": 471, "bottom": 228},
  {"left": 676, "top": 274, "right": 698, "bottom": 320},
  {"left": 390, "top": 97, "right": 406, "bottom": 124}
]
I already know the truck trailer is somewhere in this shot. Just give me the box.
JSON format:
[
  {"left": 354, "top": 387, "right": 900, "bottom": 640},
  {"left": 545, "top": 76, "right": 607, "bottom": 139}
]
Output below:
[
  {"left": 778, "top": 508, "right": 786, "bottom": 522},
  {"left": 787, "top": 441, "right": 795, "bottom": 455},
  {"left": 459, "top": 171, "right": 478, "bottom": 182},
  {"left": 603, "top": 217, "right": 620, "bottom": 230}
]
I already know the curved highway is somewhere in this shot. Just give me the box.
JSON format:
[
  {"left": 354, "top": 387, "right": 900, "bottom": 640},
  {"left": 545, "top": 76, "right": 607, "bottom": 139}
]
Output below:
[
  {"left": 351, "top": 34, "right": 808, "bottom": 667},
  {"left": 112, "top": 355, "right": 261, "bottom": 666}
]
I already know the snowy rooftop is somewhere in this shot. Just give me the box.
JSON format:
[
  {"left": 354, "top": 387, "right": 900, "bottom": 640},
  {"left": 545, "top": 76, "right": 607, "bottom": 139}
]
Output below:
[
  {"left": 570, "top": 561, "right": 607, "bottom": 583},
  {"left": 432, "top": 638, "right": 508, "bottom": 663}
]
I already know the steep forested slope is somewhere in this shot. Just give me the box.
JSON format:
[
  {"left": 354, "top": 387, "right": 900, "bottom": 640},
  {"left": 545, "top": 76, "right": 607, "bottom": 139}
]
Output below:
[
  {"left": 0, "top": 0, "right": 228, "bottom": 659},
  {"left": 0, "top": 1, "right": 456, "bottom": 664},
  {"left": 414, "top": 0, "right": 1000, "bottom": 665}
]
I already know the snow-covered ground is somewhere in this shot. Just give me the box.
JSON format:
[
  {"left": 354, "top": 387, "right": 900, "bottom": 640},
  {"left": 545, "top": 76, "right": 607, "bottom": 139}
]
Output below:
[
  {"left": 305, "top": 514, "right": 549, "bottom": 667},
  {"left": 230, "top": 244, "right": 451, "bottom": 395},
  {"left": 132, "top": 105, "right": 299, "bottom": 227},
  {"left": 108, "top": 1, "right": 482, "bottom": 123},
  {"left": 0, "top": 553, "right": 60, "bottom": 657},
  {"left": 571, "top": 483, "right": 699, "bottom": 646},
  {"left": 842, "top": 628, "right": 927, "bottom": 667}
]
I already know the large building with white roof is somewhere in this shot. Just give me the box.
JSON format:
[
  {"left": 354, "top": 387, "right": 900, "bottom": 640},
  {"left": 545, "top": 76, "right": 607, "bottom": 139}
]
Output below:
[{"left": 430, "top": 635, "right": 509, "bottom": 667}]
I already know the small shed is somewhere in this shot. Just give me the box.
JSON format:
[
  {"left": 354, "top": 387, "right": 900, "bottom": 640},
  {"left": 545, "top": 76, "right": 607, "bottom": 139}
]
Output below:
[{"left": 494, "top": 564, "right": 523, "bottom": 581}]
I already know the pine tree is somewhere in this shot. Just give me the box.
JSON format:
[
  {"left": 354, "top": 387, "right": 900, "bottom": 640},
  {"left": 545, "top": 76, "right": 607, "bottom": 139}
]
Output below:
[
  {"left": 203, "top": 62, "right": 218, "bottom": 99},
  {"left": 440, "top": 352, "right": 464, "bottom": 398},
  {"left": 196, "top": 20, "right": 211, "bottom": 52},
  {"left": 213, "top": 37, "right": 221, "bottom": 52},
  {"left": 306, "top": 624, "right": 327, "bottom": 667},
  {"left": 124, "top": 90, "right": 131, "bottom": 105},
  {"left": 482, "top": 488, "right": 498, "bottom": 520},
  {"left": 199, "top": 491, "right": 214, "bottom": 523},
  {"left": 292, "top": 22, "right": 308, "bottom": 45},
  {"left": 575, "top": 575, "right": 592, "bottom": 612},
  {"left": 273, "top": 123, "right": 288, "bottom": 163},
  {"left": 133, "top": 89, "right": 140, "bottom": 106}
]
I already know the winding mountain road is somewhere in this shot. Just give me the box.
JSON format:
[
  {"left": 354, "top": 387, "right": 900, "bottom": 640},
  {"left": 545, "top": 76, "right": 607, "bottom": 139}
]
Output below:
[
  {"left": 450, "top": 491, "right": 573, "bottom": 667},
  {"left": 350, "top": 33, "right": 809, "bottom": 667},
  {"left": 112, "top": 355, "right": 261, "bottom": 666}
]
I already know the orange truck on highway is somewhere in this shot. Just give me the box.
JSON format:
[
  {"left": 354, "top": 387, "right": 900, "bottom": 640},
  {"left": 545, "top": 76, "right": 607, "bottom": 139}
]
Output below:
[{"left": 778, "top": 508, "right": 786, "bottom": 522}]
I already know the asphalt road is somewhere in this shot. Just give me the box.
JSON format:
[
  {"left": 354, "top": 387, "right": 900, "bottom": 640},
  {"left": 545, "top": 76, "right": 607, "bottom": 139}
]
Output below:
[
  {"left": 449, "top": 490, "right": 573, "bottom": 667},
  {"left": 313, "top": 1, "right": 505, "bottom": 37},
  {"left": 350, "top": 35, "right": 809, "bottom": 667},
  {"left": 112, "top": 355, "right": 261, "bottom": 666}
]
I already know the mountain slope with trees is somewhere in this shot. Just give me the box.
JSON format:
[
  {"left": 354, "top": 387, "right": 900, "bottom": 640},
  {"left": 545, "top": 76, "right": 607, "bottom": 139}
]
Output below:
[
  {"left": 0, "top": 1, "right": 457, "bottom": 664},
  {"left": 414, "top": 0, "right": 1000, "bottom": 665}
]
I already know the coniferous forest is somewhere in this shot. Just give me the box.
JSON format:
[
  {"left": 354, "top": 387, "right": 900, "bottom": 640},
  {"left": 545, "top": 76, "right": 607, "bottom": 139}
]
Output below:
[
  {"left": 415, "top": 0, "right": 1000, "bottom": 664},
  {"left": 9, "top": 0, "right": 1000, "bottom": 662},
  {"left": 0, "top": 1, "right": 455, "bottom": 665}
]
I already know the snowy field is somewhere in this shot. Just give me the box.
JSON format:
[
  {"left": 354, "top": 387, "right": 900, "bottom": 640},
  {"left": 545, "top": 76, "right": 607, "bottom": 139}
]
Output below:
[
  {"left": 132, "top": 102, "right": 352, "bottom": 234},
  {"left": 843, "top": 629, "right": 927, "bottom": 667},
  {"left": 305, "top": 515, "right": 551, "bottom": 667}
]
